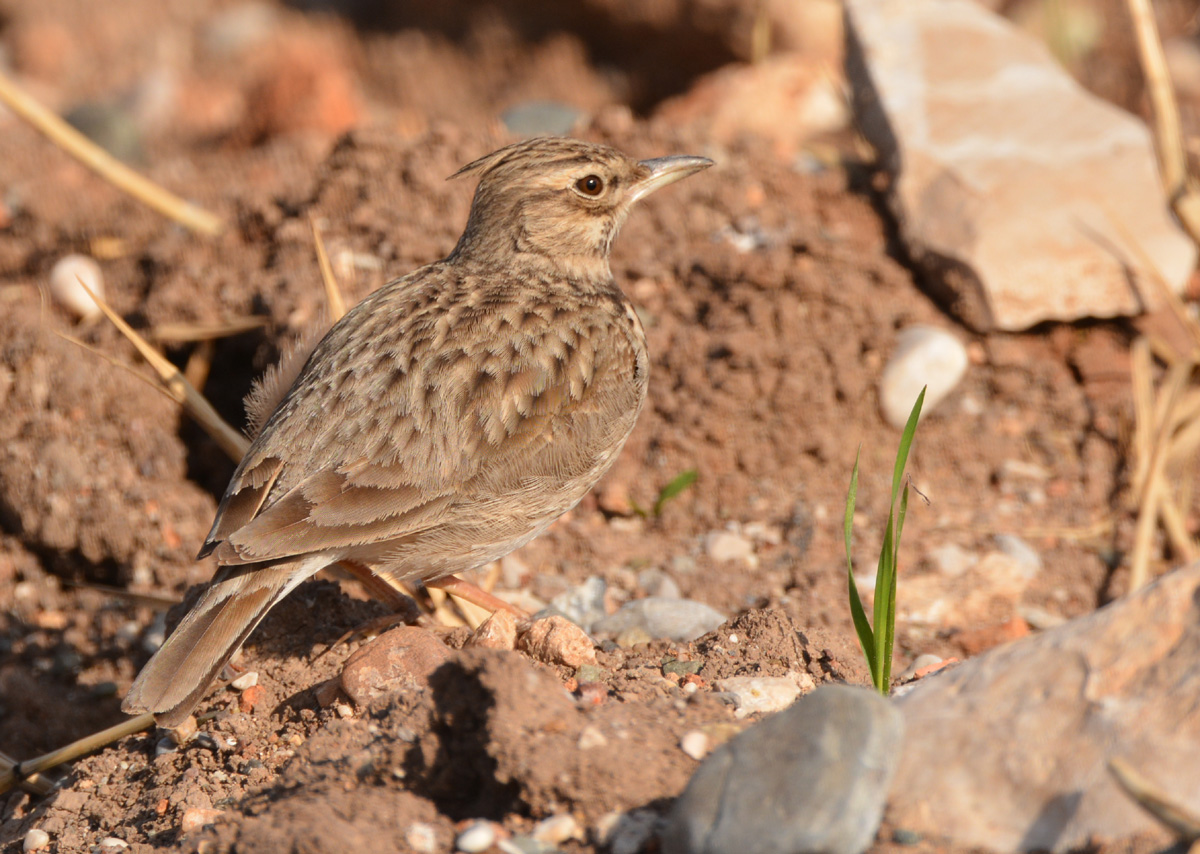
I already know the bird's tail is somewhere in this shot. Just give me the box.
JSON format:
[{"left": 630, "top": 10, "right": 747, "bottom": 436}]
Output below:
[{"left": 122, "top": 560, "right": 318, "bottom": 727}]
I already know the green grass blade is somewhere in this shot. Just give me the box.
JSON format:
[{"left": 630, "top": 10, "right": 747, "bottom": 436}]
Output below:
[
  {"left": 873, "top": 514, "right": 894, "bottom": 687},
  {"left": 890, "top": 386, "right": 926, "bottom": 499},
  {"left": 844, "top": 451, "right": 878, "bottom": 682},
  {"left": 876, "top": 389, "right": 924, "bottom": 691},
  {"left": 653, "top": 468, "right": 698, "bottom": 516}
]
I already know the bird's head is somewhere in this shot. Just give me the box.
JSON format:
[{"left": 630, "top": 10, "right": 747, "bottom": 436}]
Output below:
[{"left": 449, "top": 137, "right": 712, "bottom": 282}]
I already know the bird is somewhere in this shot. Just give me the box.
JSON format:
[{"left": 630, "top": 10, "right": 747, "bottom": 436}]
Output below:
[{"left": 122, "top": 137, "right": 712, "bottom": 727}]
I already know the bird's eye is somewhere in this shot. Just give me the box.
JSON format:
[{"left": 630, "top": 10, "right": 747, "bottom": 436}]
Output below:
[{"left": 576, "top": 175, "right": 604, "bottom": 196}]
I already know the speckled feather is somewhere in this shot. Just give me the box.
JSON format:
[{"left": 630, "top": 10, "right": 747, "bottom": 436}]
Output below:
[{"left": 123, "top": 137, "right": 711, "bottom": 725}]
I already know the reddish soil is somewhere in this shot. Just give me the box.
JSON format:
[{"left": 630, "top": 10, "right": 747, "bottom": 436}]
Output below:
[{"left": 0, "top": 1, "right": 1190, "bottom": 852}]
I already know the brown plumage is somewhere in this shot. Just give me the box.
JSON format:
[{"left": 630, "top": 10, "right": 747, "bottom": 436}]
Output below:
[{"left": 122, "top": 137, "right": 712, "bottom": 726}]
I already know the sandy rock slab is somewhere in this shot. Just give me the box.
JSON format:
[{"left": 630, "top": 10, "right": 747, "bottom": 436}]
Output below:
[
  {"left": 890, "top": 562, "right": 1200, "bottom": 851},
  {"left": 844, "top": 0, "right": 1196, "bottom": 331}
]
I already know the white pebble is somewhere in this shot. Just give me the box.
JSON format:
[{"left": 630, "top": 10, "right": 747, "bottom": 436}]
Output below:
[
  {"left": 229, "top": 671, "right": 258, "bottom": 690},
  {"left": 715, "top": 676, "right": 802, "bottom": 718},
  {"left": 879, "top": 325, "right": 968, "bottom": 429},
  {"left": 97, "top": 838, "right": 129, "bottom": 852},
  {"left": 705, "top": 530, "right": 755, "bottom": 564},
  {"left": 531, "top": 813, "right": 583, "bottom": 844},
  {"left": 23, "top": 829, "right": 50, "bottom": 852},
  {"left": 577, "top": 724, "right": 608, "bottom": 750},
  {"left": 456, "top": 820, "right": 497, "bottom": 853},
  {"left": 49, "top": 254, "right": 104, "bottom": 320},
  {"left": 405, "top": 822, "right": 438, "bottom": 854},
  {"left": 928, "top": 543, "right": 977, "bottom": 577},
  {"left": 680, "top": 730, "right": 710, "bottom": 760}
]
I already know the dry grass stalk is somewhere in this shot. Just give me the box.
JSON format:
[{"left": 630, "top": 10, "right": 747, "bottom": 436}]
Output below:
[
  {"left": 1100, "top": 205, "right": 1200, "bottom": 589},
  {"left": 1126, "top": 0, "right": 1200, "bottom": 242},
  {"left": 311, "top": 216, "right": 347, "bottom": 323},
  {"left": 1129, "top": 350, "right": 1197, "bottom": 589},
  {"left": 74, "top": 277, "right": 250, "bottom": 460},
  {"left": 149, "top": 318, "right": 268, "bottom": 343},
  {"left": 0, "top": 715, "right": 156, "bottom": 796},
  {"left": 0, "top": 71, "right": 223, "bottom": 237}
]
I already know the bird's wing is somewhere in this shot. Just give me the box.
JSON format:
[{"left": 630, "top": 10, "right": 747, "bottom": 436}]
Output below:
[{"left": 202, "top": 279, "right": 644, "bottom": 566}]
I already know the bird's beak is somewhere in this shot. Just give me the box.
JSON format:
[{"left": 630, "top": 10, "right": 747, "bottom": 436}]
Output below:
[{"left": 631, "top": 155, "right": 714, "bottom": 203}]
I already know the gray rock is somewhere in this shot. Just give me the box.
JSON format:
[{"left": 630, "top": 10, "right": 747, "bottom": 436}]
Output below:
[
  {"left": 845, "top": 0, "right": 1195, "bottom": 331},
  {"left": 993, "top": 533, "right": 1042, "bottom": 575},
  {"left": 548, "top": 576, "right": 608, "bottom": 632},
  {"left": 638, "top": 567, "right": 682, "bottom": 599},
  {"left": 891, "top": 561, "right": 1200, "bottom": 851},
  {"left": 501, "top": 101, "right": 585, "bottom": 136},
  {"left": 593, "top": 597, "right": 725, "bottom": 643},
  {"left": 664, "top": 684, "right": 904, "bottom": 854}
]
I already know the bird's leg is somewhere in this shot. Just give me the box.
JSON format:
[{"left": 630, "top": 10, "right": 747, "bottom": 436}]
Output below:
[
  {"left": 313, "top": 560, "right": 423, "bottom": 657},
  {"left": 426, "top": 574, "right": 529, "bottom": 620},
  {"left": 335, "top": 559, "right": 418, "bottom": 614}
]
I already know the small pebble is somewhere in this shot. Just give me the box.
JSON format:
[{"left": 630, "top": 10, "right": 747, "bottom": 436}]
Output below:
[
  {"left": 574, "top": 663, "right": 605, "bottom": 684},
  {"left": 22, "top": 829, "right": 50, "bottom": 852},
  {"left": 637, "top": 568, "right": 681, "bottom": 599},
  {"left": 405, "top": 821, "right": 438, "bottom": 853},
  {"left": 456, "top": 820, "right": 498, "bottom": 853},
  {"left": 97, "top": 838, "right": 129, "bottom": 852},
  {"left": 994, "top": 533, "right": 1042, "bottom": 576},
  {"left": 467, "top": 608, "right": 518, "bottom": 650},
  {"left": 548, "top": 576, "right": 608, "bottom": 631},
  {"left": 64, "top": 102, "right": 143, "bottom": 163},
  {"left": 594, "top": 597, "right": 725, "bottom": 643},
  {"left": 615, "top": 626, "right": 653, "bottom": 648},
  {"left": 714, "top": 676, "right": 802, "bottom": 718},
  {"left": 201, "top": 2, "right": 277, "bottom": 56},
  {"left": 530, "top": 813, "right": 582, "bottom": 845},
  {"left": 229, "top": 671, "right": 258, "bottom": 690},
  {"left": 577, "top": 725, "right": 608, "bottom": 750},
  {"left": 705, "top": 530, "right": 755, "bottom": 564},
  {"left": 518, "top": 615, "right": 596, "bottom": 667},
  {"left": 662, "top": 659, "right": 702, "bottom": 678},
  {"left": 499, "top": 837, "right": 555, "bottom": 854},
  {"left": 194, "top": 732, "right": 221, "bottom": 752},
  {"left": 142, "top": 612, "right": 167, "bottom": 654},
  {"left": 879, "top": 325, "right": 968, "bottom": 429},
  {"left": 180, "top": 808, "right": 225, "bottom": 835},
  {"left": 928, "top": 543, "right": 977, "bottom": 577},
  {"left": 898, "top": 653, "right": 944, "bottom": 680},
  {"left": 680, "top": 730, "right": 710, "bottom": 760}
]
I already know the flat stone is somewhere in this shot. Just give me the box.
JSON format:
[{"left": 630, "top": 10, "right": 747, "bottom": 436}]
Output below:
[
  {"left": 890, "top": 562, "right": 1200, "bottom": 851},
  {"left": 664, "top": 684, "right": 903, "bottom": 854},
  {"left": 594, "top": 597, "right": 726, "bottom": 643},
  {"left": 845, "top": 0, "right": 1196, "bottom": 331},
  {"left": 340, "top": 626, "right": 451, "bottom": 707}
]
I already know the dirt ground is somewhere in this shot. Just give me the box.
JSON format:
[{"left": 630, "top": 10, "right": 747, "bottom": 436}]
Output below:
[{"left": 0, "top": 0, "right": 1194, "bottom": 852}]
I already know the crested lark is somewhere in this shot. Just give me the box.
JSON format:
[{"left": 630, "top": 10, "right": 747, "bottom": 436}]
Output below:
[{"left": 123, "top": 137, "right": 712, "bottom": 726}]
